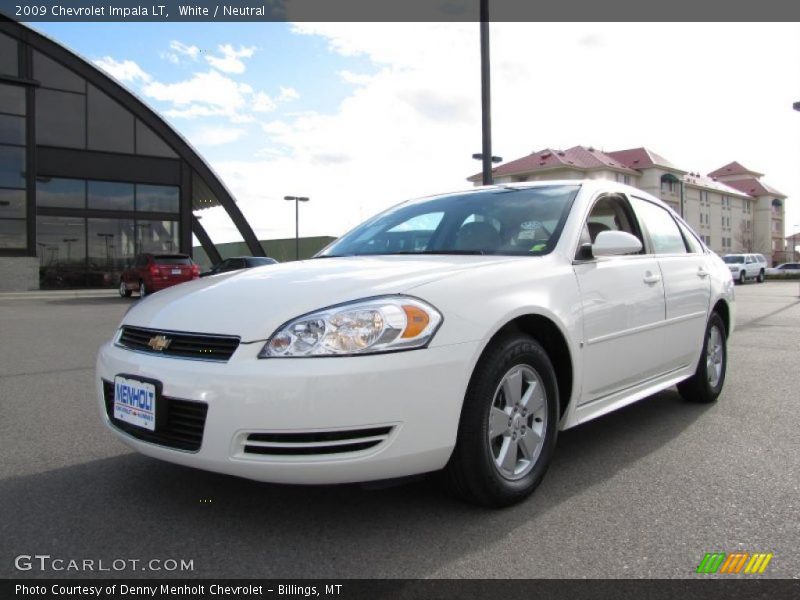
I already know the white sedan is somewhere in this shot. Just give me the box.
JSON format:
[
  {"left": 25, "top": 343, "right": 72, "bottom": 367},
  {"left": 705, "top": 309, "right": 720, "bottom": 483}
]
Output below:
[{"left": 97, "top": 180, "right": 734, "bottom": 507}]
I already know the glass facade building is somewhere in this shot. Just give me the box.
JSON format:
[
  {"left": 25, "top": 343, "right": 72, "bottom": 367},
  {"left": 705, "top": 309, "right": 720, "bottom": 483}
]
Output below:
[{"left": 0, "top": 18, "right": 264, "bottom": 290}]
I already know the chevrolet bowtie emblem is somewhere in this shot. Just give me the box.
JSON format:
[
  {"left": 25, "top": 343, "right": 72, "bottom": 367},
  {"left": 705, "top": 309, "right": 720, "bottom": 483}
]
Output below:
[{"left": 147, "top": 335, "right": 172, "bottom": 351}]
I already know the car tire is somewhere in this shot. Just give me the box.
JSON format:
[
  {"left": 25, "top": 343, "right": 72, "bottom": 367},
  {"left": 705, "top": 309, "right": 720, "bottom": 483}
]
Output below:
[
  {"left": 738, "top": 271, "right": 746, "bottom": 284},
  {"left": 677, "top": 312, "right": 727, "bottom": 404},
  {"left": 757, "top": 269, "right": 765, "bottom": 283},
  {"left": 138, "top": 281, "right": 147, "bottom": 298},
  {"left": 444, "top": 333, "right": 559, "bottom": 508},
  {"left": 118, "top": 280, "right": 131, "bottom": 298}
]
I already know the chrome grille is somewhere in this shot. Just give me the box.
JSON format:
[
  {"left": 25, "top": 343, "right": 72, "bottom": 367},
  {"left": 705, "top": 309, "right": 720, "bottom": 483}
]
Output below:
[{"left": 117, "top": 326, "right": 240, "bottom": 362}]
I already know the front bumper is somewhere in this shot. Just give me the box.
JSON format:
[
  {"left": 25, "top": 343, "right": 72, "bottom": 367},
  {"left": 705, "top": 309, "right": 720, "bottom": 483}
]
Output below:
[{"left": 96, "top": 339, "right": 479, "bottom": 484}]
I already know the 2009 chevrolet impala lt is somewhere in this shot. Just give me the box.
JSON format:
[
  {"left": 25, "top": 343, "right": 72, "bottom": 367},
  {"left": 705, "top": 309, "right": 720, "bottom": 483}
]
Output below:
[{"left": 97, "top": 180, "right": 734, "bottom": 507}]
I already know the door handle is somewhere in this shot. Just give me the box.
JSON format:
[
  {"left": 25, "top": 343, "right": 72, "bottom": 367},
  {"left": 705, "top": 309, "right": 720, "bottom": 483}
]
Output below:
[
  {"left": 643, "top": 272, "right": 661, "bottom": 285},
  {"left": 697, "top": 267, "right": 709, "bottom": 278}
]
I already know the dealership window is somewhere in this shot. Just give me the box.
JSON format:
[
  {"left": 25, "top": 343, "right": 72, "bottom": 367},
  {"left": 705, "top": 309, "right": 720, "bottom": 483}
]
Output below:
[
  {"left": 136, "top": 184, "right": 179, "bottom": 213},
  {"left": 137, "top": 219, "right": 179, "bottom": 254},
  {"left": 0, "top": 81, "right": 27, "bottom": 250},
  {"left": 36, "top": 88, "right": 86, "bottom": 148},
  {"left": 88, "top": 180, "right": 134, "bottom": 211},
  {"left": 36, "top": 216, "right": 87, "bottom": 287},
  {"left": 0, "top": 114, "right": 26, "bottom": 145},
  {"left": 0, "top": 33, "right": 18, "bottom": 77},
  {"left": 135, "top": 119, "right": 178, "bottom": 158},
  {"left": 88, "top": 217, "right": 135, "bottom": 274},
  {"left": 33, "top": 51, "right": 85, "bottom": 93},
  {"left": 0, "top": 189, "right": 25, "bottom": 219},
  {"left": 0, "top": 84, "right": 25, "bottom": 116},
  {"left": 87, "top": 85, "right": 134, "bottom": 154},
  {"left": 37, "top": 177, "right": 86, "bottom": 209}
]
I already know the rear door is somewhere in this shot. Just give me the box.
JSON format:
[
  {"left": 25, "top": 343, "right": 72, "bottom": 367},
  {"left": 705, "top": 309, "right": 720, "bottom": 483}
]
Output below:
[
  {"left": 573, "top": 193, "right": 668, "bottom": 405},
  {"left": 630, "top": 197, "right": 710, "bottom": 372}
]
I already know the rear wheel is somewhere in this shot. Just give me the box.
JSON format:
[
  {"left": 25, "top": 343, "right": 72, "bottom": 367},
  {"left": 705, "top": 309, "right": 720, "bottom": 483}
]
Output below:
[
  {"left": 677, "top": 312, "right": 727, "bottom": 404},
  {"left": 118, "top": 280, "right": 131, "bottom": 297},
  {"left": 444, "top": 334, "right": 559, "bottom": 507},
  {"left": 738, "top": 271, "right": 746, "bottom": 284},
  {"left": 757, "top": 269, "right": 765, "bottom": 283},
  {"left": 138, "top": 281, "right": 147, "bottom": 298}
]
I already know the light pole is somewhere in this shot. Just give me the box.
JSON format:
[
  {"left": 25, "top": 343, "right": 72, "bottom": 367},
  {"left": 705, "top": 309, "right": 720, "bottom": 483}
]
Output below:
[
  {"left": 284, "top": 195, "right": 310, "bottom": 261},
  {"left": 62, "top": 237, "right": 78, "bottom": 263},
  {"left": 96, "top": 232, "right": 114, "bottom": 267},
  {"left": 475, "top": 0, "right": 501, "bottom": 185}
]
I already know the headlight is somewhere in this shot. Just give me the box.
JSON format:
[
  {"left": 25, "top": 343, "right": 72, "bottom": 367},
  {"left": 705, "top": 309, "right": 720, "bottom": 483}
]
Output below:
[{"left": 259, "top": 296, "right": 443, "bottom": 358}]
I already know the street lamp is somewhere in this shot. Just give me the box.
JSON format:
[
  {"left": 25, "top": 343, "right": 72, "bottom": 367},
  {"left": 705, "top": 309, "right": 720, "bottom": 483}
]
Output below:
[
  {"left": 62, "top": 237, "right": 78, "bottom": 263},
  {"left": 284, "top": 195, "right": 310, "bottom": 261},
  {"left": 477, "top": 0, "right": 496, "bottom": 185},
  {"left": 96, "top": 232, "right": 114, "bottom": 267}
]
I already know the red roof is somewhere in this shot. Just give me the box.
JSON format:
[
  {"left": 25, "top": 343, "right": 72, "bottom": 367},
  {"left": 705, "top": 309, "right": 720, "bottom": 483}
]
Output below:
[
  {"left": 606, "top": 147, "right": 684, "bottom": 172},
  {"left": 721, "top": 177, "right": 785, "bottom": 198},
  {"left": 708, "top": 161, "right": 764, "bottom": 178},
  {"left": 468, "top": 145, "right": 638, "bottom": 182}
]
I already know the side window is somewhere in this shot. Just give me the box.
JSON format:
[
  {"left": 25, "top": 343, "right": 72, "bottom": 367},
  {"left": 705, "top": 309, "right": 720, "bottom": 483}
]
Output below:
[
  {"left": 582, "top": 194, "right": 642, "bottom": 247},
  {"left": 630, "top": 197, "right": 687, "bottom": 255},
  {"left": 676, "top": 220, "right": 703, "bottom": 254},
  {"left": 745, "top": 256, "right": 754, "bottom": 264}
]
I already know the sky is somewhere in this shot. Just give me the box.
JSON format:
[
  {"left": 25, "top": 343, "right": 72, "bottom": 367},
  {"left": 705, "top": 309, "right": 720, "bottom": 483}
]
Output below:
[{"left": 31, "top": 22, "right": 800, "bottom": 244}]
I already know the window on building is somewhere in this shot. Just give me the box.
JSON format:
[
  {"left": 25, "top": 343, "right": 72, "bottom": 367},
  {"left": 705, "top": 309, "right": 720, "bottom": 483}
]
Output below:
[
  {"left": 0, "top": 81, "right": 27, "bottom": 250},
  {"left": 615, "top": 173, "right": 631, "bottom": 185},
  {"left": 0, "top": 189, "right": 26, "bottom": 219},
  {"left": 36, "top": 89, "right": 86, "bottom": 148},
  {"left": 88, "top": 217, "right": 135, "bottom": 275},
  {"left": 136, "top": 185, "right": 179, "bottom": 213},
  {"left": 0, "top": 114, "right": 25, "bottom": 146},
  {"left": 0, "top": 84, "right": 26, "bottom": 116},
  {"left": 33, "top": 51, "right": 85, "bottom": 93},
  {"left": 36, "top": 216, "right": 87, "bottom": 287},
  {"left": 136, "top": 219, "right": 179, "bottom": 254},
  {"left": 88, "top": 181, "right": 134, "bottom": 211},
  {"left": 37, "top": 177, "right": 86, "bottom": 209},
  {"left": 87, "top": 85, "right": 134, "bottom": 154},
  {"left": 0, "top": 33, "right": 19, "bottom": 77},
  {"left": 135, "top": 120, "right": 178, "bottom": 158}
]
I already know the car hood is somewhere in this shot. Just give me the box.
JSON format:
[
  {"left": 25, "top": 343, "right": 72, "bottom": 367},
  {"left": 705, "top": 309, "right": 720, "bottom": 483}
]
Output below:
[{"left": 122, "top": 255, "right": 515, "bottom": 341}]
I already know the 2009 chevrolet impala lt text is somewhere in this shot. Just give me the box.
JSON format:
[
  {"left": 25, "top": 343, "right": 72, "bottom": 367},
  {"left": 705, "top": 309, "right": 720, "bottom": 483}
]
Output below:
[{"left": 97, "top": 180, "right": 734, "bottom": 507}]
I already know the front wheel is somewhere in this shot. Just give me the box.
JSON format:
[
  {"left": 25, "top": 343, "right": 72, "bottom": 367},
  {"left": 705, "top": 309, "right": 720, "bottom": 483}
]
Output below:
[
  {"left": 738, "top": 271, "right": 746, "bottom": 284},
  {"left": 118, "top": 280, "right": 131, "bottom": 297},
  {"left": 757, "top": 269, "right": 765, "bottom": 283},
  {"left": 138, "top": 281, "right": 147, "bottom": 298},
  {"left": 444, "top": 334, "right": 559, "bottom": 507},
  {"left": 677, "top": 313, "right": 727, "bottom": 404}
]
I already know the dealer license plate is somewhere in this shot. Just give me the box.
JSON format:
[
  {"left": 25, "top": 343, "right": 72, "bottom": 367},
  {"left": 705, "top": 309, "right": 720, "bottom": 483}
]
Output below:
[{"left": 113, "top": 376, "right": 156, "bottom": 431}]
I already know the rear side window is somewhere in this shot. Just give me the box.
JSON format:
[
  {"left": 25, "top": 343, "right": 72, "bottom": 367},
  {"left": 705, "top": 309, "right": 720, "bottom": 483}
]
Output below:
[
  {"left": 153, "top": 255, "right": 191, "bottom": 265},
  {"left": 630, "top": 197, "right": 687, "bottom": 255}
]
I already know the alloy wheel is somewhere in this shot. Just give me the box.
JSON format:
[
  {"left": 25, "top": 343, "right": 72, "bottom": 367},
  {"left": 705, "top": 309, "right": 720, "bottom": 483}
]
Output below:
[
  {"left": 706, "top": 325, "right": 724, "bottom": 388},
  {"left": 488, "top": 364, "right": 548, "bottom": 480}
]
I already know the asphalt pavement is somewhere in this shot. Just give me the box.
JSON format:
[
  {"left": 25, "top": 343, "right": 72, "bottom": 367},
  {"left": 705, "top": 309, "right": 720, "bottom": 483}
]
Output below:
[{"left": 0, "top": 282, "right": 798, "bottom": 579}]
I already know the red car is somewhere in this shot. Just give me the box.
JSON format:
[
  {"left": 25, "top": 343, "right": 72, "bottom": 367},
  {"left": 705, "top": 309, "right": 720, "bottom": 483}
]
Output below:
[{"left": 119, "top": 253, "right": 200, "bottom": 298}]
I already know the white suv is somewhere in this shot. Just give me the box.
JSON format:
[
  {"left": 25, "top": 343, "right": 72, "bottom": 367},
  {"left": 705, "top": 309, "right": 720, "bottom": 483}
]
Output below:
[{"left": 723, "top": 253, "right": 767, "bottom": 284}]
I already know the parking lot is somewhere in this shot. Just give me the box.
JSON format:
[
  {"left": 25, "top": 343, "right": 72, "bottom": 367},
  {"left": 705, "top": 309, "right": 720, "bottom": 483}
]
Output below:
[{"left": 0, "top": 282, "right": 798, "bottom": 579}]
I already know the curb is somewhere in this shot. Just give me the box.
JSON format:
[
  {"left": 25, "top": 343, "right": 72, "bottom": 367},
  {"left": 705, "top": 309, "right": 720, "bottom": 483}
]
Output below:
[{"left": 0, "top": 289, "right": 120, "bottom": 301}]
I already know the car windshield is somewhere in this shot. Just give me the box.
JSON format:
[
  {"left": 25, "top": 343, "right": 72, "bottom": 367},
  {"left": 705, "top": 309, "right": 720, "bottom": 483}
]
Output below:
[
  {"left": 318, "top": 185, "right": 581, "bottom": 257},
  {"left": 723, "top": 256, "right": 745, "bottom": 264}
]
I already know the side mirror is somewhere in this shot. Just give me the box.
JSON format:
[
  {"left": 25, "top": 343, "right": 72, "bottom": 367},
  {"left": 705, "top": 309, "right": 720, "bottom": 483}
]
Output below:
[{"left": 592, "top": 230, "right": 642, "bottom": 256}]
